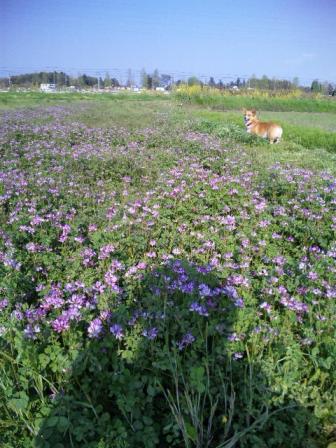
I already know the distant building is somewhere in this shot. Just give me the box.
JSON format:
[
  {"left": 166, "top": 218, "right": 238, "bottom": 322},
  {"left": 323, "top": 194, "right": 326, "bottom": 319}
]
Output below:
[
  {"left": 155, "top": 87, "right": 165, "bottom": 92},
  {"left": 40, "top": 83, "right": 56, "bottom": 92}
]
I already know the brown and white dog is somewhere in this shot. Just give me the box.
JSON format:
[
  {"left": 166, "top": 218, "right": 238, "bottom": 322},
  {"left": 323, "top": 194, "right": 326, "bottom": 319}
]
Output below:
[{"left": 243, "top": 109, "right": 283, "bottom": 144}]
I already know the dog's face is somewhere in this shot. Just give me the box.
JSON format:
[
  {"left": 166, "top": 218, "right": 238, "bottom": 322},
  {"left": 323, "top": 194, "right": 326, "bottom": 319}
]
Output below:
[{"left": 243, "top": 108, "right": 257, "bottom": 123}]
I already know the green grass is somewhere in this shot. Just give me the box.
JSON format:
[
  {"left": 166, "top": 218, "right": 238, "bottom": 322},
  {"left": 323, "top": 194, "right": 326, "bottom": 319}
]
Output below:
[
  {"left": 174, "top": 90, "right": 336, "bottom": 113},
  {"left": 261, "top": 111, "right": 336, "bottom": 132},
  {"left": 0, "top": 91, "right": 170, "bottom": 109},
  {"left": 71, "top": 98, "right": 175, "bottom": 130},
  {"left": 186, "top": 108, "right": 336, "bottom": 156}
]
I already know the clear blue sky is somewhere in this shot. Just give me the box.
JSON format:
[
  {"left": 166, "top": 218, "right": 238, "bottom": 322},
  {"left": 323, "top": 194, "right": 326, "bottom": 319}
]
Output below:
[{"left": 1, "top": 0, "right": 335, "bottom": 85}]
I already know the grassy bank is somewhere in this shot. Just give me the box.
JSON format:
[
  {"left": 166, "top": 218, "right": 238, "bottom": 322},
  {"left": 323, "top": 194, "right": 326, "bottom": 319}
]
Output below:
[{"left": 174, "top": 86, "right": 336, "bottom": 113}]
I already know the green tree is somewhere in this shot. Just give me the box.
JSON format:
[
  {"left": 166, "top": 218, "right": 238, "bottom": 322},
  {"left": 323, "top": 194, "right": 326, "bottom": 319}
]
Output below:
[
  {"left": 111, "top": 77, "right": 119, "bottom": 87},
  {"left": 126, "top": 68, "right": 133, "bottom": 88},
  {"left": 293, "top": 77, "right": 300, "bottom": 87},
  {"left": 147, "top": 75, "right": 153, "bottom": 89},
  {"left": 152, "top": 69, "right": 160, "bottom": 88},
  {"left": 249, "top": 74, "right": 257, "bottom": 88},
  {"left": 208, "top": 76, "right": 216, "bottom": 88},
  {"left": 187, "top": 76, "right": 201, "bottom": 86},
  {"left": 311, "top": 79, "right": 322, "bottom": 92},
  {"left": 260, "top": 75, "right": 270, "bottom": 89},
  {"left": 104, "top": 72, "right": 112, "bottom": 88},
  {"left": 140, "top": 68, "right": 148, "bottom": 89},
  {"left": 160, "top": 74, "right": 172, "bottom": 88}
]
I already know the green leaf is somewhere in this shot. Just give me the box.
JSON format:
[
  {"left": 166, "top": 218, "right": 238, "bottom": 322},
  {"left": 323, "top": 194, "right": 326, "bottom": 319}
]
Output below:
[
  {"left": 190, "top": 366, "right": 206, "bottom": 393},
  {"left": 8, "top": 392, "right": 29, "bottom": 412},
  {"left": 185, "top": 421, "right": 197, "bottom": 442},
  {"left": 8, "top": 397, "right": 28, "bottom": 412}
]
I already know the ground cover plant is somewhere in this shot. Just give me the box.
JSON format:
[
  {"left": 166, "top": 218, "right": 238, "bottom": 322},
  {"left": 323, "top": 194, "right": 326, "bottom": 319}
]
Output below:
[{"left": 0, "top": 94, "right": 335, "bottom": 447}]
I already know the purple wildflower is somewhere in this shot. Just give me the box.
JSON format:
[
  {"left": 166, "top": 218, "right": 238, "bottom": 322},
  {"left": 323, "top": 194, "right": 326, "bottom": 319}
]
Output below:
[
  {"left": 59, "top": 224, "right": 71, "bottom": 242},
  {"left": 0, "top": 298, "right": 8, "bottom": 310},
  {"left": 259, "top": 301, "right": 272, "bottom": 314},
  {"left": 177, "top": 333, "right": 195, "bottom": 350},
  {"left": 137, "top": 261, "right": 147, "bottom": 270},
  {"left": 100, "top": 310, "right": 112, "bottom": 321},
  {"left": 51, "top": 314, "right": 70, "bottom": 333},
  {"left": 104, "top": 270, "right": 121, "bottom": 293},
  {"left": 234, "top": 298, "right": 245, "bottom": 308},
  {"left": 307, "top": 271, "right": 318, "bottom": 281},
  {"left": 179, "top": 281, "right": 194, "bottom": 294},
  {"left": 88, "top": 318, "right": 103, "bottom": 338},
  {"left": 26, "top": 242, "right": 41, "bottom": 253},
  {"left": 142, "top": 327, "right": 158, "bottom": 340},
  {"left": 110, "top": 324, "right": 124, "bottom": 340},
  {"left": 190, "top": 302, "right": 209, "bottom": 316},
  {"left": 23, "top": 324, "right": 40, "bottom": 339},
  {"left": 280, "top": 296, "right": 308, "bottom": 314},
  {"left": 42, "top": 285, "right": 64, "bottom": 310},
  {"left": 98, "top": 244, "right": 115, "bottom": 260},
  {"left": 81, "top": 248, "right": 96, "bottom": 267},
  {"left": 222, "top": 286, "right": 239, "bottom": 300},
  {"left": 227, "top": 332, "right": 241, "bottom": 342},
  {"left": 93, "top": 281, "right": 106, "bottom": 294},
  {"left": 11, "top": 309, "right": 24, "bottom": 320},
  {"left": 199, "top": 283, "right": 212, "bottom": 297}
]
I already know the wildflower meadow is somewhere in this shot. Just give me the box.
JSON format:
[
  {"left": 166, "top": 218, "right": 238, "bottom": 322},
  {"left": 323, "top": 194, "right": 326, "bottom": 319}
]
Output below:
[{"left": 0, "top": 93, "right": 335, "bottom": 447}]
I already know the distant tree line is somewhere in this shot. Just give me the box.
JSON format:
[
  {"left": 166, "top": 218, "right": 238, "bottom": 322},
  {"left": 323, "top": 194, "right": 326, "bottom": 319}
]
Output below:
[
  {"left": 176, "top": 75, "right": 335, "bottom": 95},
  {"left": 0, "top": 71, "right": 120, "bottom": 89},
  {"left": 310, "top": 79, "right": 335, "bottom": 95},
  {"left": 140, "top": 69, "right": 172, "bottom": 89},
  {"left": 0, "top": 70, "right": 335, "bottom": 95}
]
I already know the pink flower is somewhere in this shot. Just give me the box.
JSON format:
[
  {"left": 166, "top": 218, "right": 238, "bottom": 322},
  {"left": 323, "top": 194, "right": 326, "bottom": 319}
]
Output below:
[{"left": 146, "top": 251, "right": 156, "bottom": 258}]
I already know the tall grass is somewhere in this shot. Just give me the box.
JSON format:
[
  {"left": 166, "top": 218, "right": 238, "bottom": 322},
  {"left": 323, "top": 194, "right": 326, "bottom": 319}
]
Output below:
[{"left": 174, "top": 85, "right": 336, "bottom": 113}]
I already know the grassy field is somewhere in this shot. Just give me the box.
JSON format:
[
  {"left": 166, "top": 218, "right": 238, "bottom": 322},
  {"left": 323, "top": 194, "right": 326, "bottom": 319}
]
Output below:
[
  {"left": 0, "top": 92, "right": 335, "bottom": 448},
  {"left": 0, "top": 90, "right": 170, "bottom": 110},
  {"left": 174, "top": 85, "right": 336, "bottom": 113}
]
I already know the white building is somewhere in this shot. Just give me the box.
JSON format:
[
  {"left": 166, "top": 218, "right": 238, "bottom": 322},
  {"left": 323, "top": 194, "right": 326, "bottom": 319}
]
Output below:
[{"left": 40, "top": 83, "right": 56, "bottom": 92}]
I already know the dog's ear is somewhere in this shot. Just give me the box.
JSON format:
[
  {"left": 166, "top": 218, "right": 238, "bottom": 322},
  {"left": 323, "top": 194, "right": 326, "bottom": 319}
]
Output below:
[
  {"left": 242, "top": 108, "right": 246, "bottom": 113},
  {"left": 251, "top": 109, "right": 256, "bottom": 115}
]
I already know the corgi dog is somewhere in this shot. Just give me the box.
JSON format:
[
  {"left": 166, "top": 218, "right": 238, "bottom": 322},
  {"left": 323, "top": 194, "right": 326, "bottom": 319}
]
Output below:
[{"left": 243, "top": 109, "right": 283, "bottom": 144}]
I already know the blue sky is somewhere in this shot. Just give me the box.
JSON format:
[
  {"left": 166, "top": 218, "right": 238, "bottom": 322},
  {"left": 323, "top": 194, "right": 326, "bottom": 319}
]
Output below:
[{"left": 1, "top": 0, "right": 336, "bottom": 85}]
